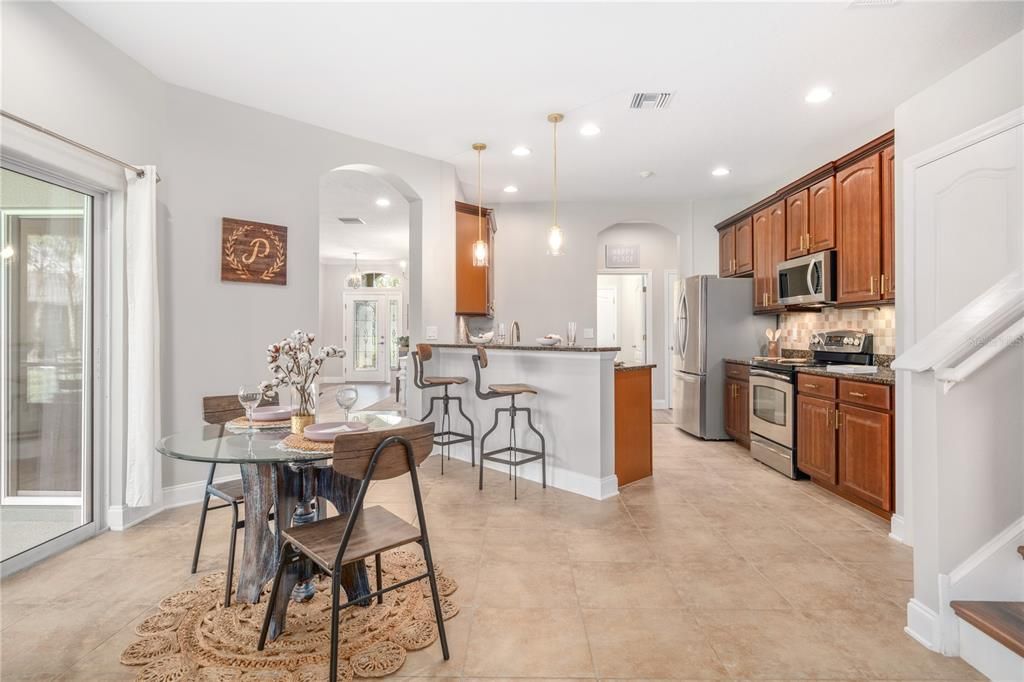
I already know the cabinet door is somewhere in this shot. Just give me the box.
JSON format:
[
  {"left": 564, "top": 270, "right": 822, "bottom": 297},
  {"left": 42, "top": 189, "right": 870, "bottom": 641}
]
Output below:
[
  {"left": 768, "top": 199, "right": 786, "bottom": 308},
  {"left": 455, "top": 204, "right": 491, "bottom": 315},
  {"left": 836, "top": 155, "right": 882, "bottom": 303},
  {"left": 752, "top": 209, "right": 771, "bottom": 310},
  {"left": 838, "top": 404, "right": 892, "bottom": 511},
  {"left": 719, "top": 226, "right": 736, "bottom": 277},
  {"left": 786, "top": 189, "right": 809, "bottom": 259},
  {"left": 808, "top": 175, "right": 836, "bottom": 252},
  {"left": 736, "top": 380, "right": 750, "bottom": 445},
  {"left": 796, "top": 395, "right": 836, "bottom": 483},
  {"left": 734, "top": 217, "right": 754, "bottom": 274},
  {"left": 723, "top": 379, "right": 737, "bottom": 437},
  {"left": 881, "top": 145, "right": 895, "bottom": 301}
]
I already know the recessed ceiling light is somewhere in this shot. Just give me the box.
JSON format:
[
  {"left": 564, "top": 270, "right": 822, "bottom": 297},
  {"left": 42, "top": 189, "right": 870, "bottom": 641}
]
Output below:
[
  {"left": 580, "top": 123, "right": 601, "bottom": 136},
  {"left": 375, "top": 197, "right": 391, "bottom": 207},
  {"left": 805, "top": 87, "right": 833, "bottom": 104},
  {"left": 511, "top": 146, "right": 531, "bottom": 157},
  {"left": 711, "top": 167, "right": 730, "bottom": 177},
  {"left": 503, "top": 185, "right": 519, "bottom": 193}
]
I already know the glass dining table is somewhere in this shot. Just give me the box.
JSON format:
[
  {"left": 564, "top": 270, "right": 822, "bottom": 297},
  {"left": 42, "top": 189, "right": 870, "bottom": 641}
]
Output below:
[{"left": 157, "top": 411, "right": 418, "bottom": 637}]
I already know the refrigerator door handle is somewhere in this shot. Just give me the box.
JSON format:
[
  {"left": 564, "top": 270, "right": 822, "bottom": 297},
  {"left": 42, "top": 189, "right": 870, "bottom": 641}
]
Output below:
[{"left": 679, "top": 294, "right": 689, "bottom": 359}]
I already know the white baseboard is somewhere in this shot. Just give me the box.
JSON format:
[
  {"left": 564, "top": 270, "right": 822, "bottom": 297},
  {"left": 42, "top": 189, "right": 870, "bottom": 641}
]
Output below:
[
  {"left": 889, "top": 514, "right": 911, "bottom": 546},
  {"left": 652, "top": 399, "right": 667, "bottom": 410},
  {"left": 108, "top": 474, "right": 239, "bottom": 531},
  {"left": 906, "top": 598, "right": 941, "bottom": 652},
  {"left": 162, "top": 474, "right": 242, "bottom": 510},
  {"left": 321, "top": 375, "right": 346, "bottom": 384},
  {"left": 107, "top": 503, "right": 164, "bottom": 531},
  {"left": 959, "top": 619, "right": 1024, "bottom": 680},
  {"left": 437, "top": 450, "right": 619, "bottom": 501}
]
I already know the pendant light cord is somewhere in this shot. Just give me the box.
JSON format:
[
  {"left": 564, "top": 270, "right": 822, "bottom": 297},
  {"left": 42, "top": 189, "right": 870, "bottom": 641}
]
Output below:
[
  {"left": 477, "top": 147, "right": 483, "bottom": 241},
  {"left": 552, "top": 117, "right": 559, "bottom": 228}
]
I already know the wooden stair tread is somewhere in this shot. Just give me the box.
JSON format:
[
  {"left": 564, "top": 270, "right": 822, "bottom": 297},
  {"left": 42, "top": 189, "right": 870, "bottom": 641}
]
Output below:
[{"left": 951, "top": 600, "right": 1024, "bottom": 658}]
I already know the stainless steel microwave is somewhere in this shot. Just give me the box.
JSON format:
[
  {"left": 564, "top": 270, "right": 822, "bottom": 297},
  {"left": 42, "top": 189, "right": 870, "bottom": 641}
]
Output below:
[{"left": 776, "top": 251, "right": 836, "bottom": 306}]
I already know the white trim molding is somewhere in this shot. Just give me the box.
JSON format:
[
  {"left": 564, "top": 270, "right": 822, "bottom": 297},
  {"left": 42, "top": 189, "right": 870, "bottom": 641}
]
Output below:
[
  {"left": 906, "top": 598, "right": 941, "bottom": 652},
  {"left": 889, "top": 514, "right": 910, "bottom": 546}
]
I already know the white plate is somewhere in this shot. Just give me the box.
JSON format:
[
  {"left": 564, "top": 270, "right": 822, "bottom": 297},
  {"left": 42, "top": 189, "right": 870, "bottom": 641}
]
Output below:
[{"left": 536, "top": 337, "right": 561, "bottom": 346}]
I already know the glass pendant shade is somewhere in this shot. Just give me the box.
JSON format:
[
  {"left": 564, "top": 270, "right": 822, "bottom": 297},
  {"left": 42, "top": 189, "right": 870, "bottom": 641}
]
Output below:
[
  {"left": 472, "top": 238, "right": 489, "bottom": 266},
  {"left": 347, "top": 252, "right": 362, "bottom": 288},
  {"left": 546, "top": 225, "right": 564, "bottom": 256}
]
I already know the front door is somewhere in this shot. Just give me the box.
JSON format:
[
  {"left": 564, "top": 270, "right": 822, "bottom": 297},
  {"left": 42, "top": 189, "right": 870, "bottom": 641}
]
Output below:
[{"left": 344, "top": 293, "right": 388, "bottom": 382}]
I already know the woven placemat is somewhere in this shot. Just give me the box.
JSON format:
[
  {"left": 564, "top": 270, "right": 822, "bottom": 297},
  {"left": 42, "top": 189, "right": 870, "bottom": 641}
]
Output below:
[
  {"left": 228, "top": 416, "right": 290, "bottom": 430},
  {"left": 280, "top": 433, "right": 335, "bottom": 453}
]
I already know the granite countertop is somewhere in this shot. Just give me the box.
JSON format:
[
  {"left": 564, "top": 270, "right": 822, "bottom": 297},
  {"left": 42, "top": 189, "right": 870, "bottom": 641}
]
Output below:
[
  {"left": 430, "top": 342, "right": 620, "bottom": 353},
  {"left": 724, "top": 358, "right": 753, "bottom": 366},
  {"left": 615, "top": 363, "right": 657, "bottom": 372},
  {"left": 796, "top": 365, "right": 896, "bottom": 386}
]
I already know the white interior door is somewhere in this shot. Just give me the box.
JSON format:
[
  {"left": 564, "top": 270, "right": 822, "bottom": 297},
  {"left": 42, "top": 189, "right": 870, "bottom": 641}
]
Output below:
[
  {"left": 596, "top": 287, "right": 617, "bottom": 347},
  {"left": 343, "top": 292, "right": 388, "bottom": 382}
]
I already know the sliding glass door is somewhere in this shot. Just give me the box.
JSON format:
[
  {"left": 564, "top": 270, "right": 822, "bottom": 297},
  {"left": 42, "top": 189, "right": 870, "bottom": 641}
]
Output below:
[{"left": 0, "top": 168, "right": 93, "bottom": 563}]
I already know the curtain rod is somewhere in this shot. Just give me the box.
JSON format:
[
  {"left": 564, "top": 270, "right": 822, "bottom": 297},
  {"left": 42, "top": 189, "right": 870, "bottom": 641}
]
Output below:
[{"left": 1, "top": 109, "right": 161, "bottom": 182}]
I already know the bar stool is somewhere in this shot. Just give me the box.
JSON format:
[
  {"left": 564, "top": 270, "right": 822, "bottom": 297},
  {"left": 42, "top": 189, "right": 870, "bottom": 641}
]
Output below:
[
  {"left": 471, "top": 346, "right": 546, "bottom": 499},
  {"left": 412, "top": 343, "right": 475, "bottom": 474}
]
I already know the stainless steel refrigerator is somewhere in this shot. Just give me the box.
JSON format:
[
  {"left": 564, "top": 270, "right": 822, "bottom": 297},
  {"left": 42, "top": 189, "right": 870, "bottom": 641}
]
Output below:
[{"left": 673, "top": 275, "right": 764, "bottom": 439}]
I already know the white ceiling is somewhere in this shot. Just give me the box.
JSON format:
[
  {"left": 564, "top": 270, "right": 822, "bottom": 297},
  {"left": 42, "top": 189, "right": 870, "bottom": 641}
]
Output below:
[
  {"left": 319, "top": 170, "right": 409, "bottom": 262},
  {"left": 62, "top": 2, "right": 1024, "bottom": 203}
]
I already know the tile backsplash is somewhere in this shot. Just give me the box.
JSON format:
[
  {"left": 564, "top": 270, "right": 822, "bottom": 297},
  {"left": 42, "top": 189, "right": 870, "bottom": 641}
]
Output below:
[{"left": 777, "top": 306, "right": 895, "bottom": 355}]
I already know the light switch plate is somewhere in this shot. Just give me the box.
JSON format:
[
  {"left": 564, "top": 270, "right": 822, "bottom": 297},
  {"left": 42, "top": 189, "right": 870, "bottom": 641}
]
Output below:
[
  {"left": 583, "top": 328, "right": 594, "bottom": 339},
  {"left": 425, "top": 326, "right": 438, "bottom": 340}
]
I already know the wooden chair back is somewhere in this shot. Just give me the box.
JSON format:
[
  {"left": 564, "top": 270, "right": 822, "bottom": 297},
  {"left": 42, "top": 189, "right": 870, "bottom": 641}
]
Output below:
[
  {"left": 416, "top": 343, "right": 433, "bottom": 362},
  {"left": 332, "top": 422, "right": 435, "bottom": 481},
  {"left": 202, "top": 393, "right": 279, "bottom": 424}
]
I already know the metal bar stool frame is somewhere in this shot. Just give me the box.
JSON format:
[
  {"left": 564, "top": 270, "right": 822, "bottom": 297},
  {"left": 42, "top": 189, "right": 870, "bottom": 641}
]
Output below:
[
  {"left": 471, "top": 346, "right": 546, "bottom": 499},
  {"left": 412, "top": 344, "right": 475, "bottom": 474}
]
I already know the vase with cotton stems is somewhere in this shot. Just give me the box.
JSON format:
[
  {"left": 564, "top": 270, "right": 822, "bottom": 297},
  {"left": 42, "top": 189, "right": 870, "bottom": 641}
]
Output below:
[{"left": 261, "top": 330, "right": 344, "bottom": 434}]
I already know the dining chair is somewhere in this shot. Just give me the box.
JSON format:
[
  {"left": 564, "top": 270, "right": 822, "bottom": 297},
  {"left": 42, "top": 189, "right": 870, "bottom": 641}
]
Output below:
[
  {"left": 257, "top": 421, "right": 449, "bottom": 681},
  {"left": 195, "top": 393, "right": 279, "bottom": 606}
]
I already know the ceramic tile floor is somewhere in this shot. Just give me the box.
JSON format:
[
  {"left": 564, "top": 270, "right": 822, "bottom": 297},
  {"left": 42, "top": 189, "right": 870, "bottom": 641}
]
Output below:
[{"left": 0, "top": 425, "right": 982, "bottom": 680}]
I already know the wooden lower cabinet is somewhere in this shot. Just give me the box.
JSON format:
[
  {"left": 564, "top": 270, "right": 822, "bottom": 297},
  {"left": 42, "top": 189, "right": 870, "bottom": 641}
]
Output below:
[
  {"left": 615, "top": 367, "right": 653, "bottom": 486},
  {"left": 724, "top": 370, "right": 750, "bottom": 447},
  {"left": 838, "top": 404, "right": 892, "bottom": 512},
  {"left": 796, "top": 394, "right": 836, "bottom": 483}
]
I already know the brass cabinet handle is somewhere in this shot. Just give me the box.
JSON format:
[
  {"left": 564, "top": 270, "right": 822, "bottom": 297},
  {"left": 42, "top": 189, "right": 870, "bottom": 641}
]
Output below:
[
  {"left": 849, "top": 391, "right": 867, "bottom": 398},
  {"left": 835, "top": 411, "right": 842, "bottom": 430},
  {"left": 880, "top": 274, "right": 887, "bottom": 295},
  {"left": 869, "top": 275, "right": 876, "bottom": 295},
  {"left": 805, "top": 382, "right": 818, "bottom": 389}
]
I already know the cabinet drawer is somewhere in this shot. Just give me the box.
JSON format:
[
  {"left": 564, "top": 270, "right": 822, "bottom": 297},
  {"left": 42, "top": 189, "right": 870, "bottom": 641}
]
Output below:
[
  {"left": 797, "top": 373, "right": 836, "bottom": 399},
  {"left": 725, "top": 362, "right": 749, "bottom": 381},
  {"left": 838, "top": 380, "right": 890, "bottom": 410}
]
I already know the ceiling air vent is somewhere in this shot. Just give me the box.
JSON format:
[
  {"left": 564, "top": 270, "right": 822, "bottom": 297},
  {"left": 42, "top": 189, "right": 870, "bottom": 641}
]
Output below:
[
  {"left": 337, "top": 217, "right": 365, "bottom": 225},
  {"left": 630, "top": 92, "right": 674, "bottom": 110}
]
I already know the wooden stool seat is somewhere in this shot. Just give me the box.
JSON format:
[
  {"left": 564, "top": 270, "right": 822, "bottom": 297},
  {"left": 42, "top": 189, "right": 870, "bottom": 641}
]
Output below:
[
  {"left": 283, "top": 505, "right": 421, "bottom": 571},
  {"left": 488, "top": 383, "right": 538, "bottom": 395},
  {"left": 211, "top": 478, "right": 245, "bottom": 503},
  {"left": 424, "top": 376, "right": 468, "bottom": 386}
]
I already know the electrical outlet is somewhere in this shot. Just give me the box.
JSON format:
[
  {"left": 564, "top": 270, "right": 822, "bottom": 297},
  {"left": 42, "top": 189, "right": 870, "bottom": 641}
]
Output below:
[
  {"left": 425, "top": 326, "right": 438, "bottom": 340},
  {"left": 583, "top": 328, "right": 594, "bottom": 339}
]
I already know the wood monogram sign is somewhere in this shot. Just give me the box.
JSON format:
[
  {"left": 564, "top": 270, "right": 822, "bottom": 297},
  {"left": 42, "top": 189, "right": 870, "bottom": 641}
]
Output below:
[{"left": 221, "top": 218, "right": 288, "bottom": 285}]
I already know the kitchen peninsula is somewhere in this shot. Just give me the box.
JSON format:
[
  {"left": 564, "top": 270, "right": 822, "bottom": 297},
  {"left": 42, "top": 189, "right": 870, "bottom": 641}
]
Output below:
[{"left": 421, "top": 343, "right": 647, "bottom": 499}]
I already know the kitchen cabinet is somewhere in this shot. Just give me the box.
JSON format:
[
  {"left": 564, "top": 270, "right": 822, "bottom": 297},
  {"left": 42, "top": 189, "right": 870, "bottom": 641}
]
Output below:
[
  {"left": 455, "top": 201, "right": 494, "bottom": 316},
  {"left": 753, "top": 200, "right": 786, "bottom": 313},
  {"left": 881, "top": 145, "right": 895, "bottom": 301},
  {"left": 838, "top": 404, "right": 892, "bottom": 512},
  {"left": 719, "top": 225, "right": 736, "bottom": 277},
  {"left": 785, "top": 189, "right": 809, "bottom": 259},
  {"left": 723, "top": 362, "right": 750, "bottom": 447},
  {"left": 836, "top": 154, "right": 882, "bottom": 304},
  {"left": 808, "top": 176, "right": 836, "bottom": 253},
  {"left": 796, "top": 394, "right": 836, "bottom": 483},
  {"left": 734, "top": 217, "right": 754, "bottom": 275},
  {"left": 615, "top": 366, "right": 653, "bottom": 486},
  {"left": 795, "top": 372, "right": 894, "bottom": 517}
]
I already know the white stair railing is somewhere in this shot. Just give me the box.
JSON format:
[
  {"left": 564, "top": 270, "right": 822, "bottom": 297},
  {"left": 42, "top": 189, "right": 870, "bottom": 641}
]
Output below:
[{"left": 893, "top": 269, "right": 1024, "bottom": 392}]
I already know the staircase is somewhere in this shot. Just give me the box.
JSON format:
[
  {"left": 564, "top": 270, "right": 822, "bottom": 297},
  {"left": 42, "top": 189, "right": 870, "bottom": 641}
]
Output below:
[{"left": 950, "top": 547, "right": 1024, "bottom": 679}]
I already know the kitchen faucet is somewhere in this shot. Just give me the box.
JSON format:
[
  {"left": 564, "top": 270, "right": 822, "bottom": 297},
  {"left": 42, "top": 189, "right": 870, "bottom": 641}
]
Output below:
[{"left": 510, "top": 320, "right": 521, "bottom": 344}]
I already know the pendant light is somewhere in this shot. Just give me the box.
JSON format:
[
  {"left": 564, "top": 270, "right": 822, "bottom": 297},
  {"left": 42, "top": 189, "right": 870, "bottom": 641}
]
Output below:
[
  {"left": 546, "top": 113, "right": 565, "bottom": 256},
  {"left": 471, "top": 143, "right": 489, "bottom": 267},
  {"left": 347, "top": 251, "right": 362, "bottom": 288}
]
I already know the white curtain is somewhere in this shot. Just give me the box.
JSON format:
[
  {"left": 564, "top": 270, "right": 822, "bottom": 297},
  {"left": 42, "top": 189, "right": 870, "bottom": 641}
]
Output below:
[{"left": 124, "top": 166, "right": 162, "bottom": 507}]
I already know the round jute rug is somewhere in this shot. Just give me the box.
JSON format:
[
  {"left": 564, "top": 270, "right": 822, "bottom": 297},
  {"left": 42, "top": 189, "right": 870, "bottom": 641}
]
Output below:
[{"left": 120, "top": 550, "right": 458, "bottom": 681}]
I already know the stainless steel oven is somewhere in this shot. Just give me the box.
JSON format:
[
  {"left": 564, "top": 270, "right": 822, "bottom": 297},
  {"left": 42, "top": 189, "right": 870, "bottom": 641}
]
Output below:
[
  {"left": 748, "top": 367, "right": 797, "bottom": 478},
  {"left": 777, "top": 250, "right": 836, "bottom": 307}
]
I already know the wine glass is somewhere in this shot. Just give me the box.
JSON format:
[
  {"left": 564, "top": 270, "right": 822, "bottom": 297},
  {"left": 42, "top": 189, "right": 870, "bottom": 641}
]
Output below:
[
  {"left": 238, "top": 385, "right": 262, "bottom": 430},
  {"left": 567, "top": 322, "right": 577, "bottom": 347},
  {"left": 335, "top": 385, "right": 359, "bottom": 421}
]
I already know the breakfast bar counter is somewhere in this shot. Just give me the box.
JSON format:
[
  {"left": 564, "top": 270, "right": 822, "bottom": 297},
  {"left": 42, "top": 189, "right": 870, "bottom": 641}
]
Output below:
[{"left": 419, "top": 343, "right": 621, "bottom": 499}]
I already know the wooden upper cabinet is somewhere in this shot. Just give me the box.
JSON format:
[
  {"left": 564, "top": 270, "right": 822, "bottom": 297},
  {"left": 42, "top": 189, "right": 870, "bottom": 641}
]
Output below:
[
  {"left": 836, "top": 154, "right": 882, "bottom": 304},
  {"left": 797, "top": 394, "right": 836, "bottom": 483},
  {"left": 719, "top": 225, "right": 736, "bottom": 277},
  {"left": 808, "top": 175, "right": 836, "bottom": 253},
  {"left": 752, "top": 208, "right": 771, "bottom": 310},
  {"left": 785, "top": 189, "right": 809, "bottom": 259},
  {"left": 838, "top": 403, "right": 893, "bottom": 512},
  {"left": 881, "top": 145, "right": 895, "bottom": 301},
  {"left": 734, "top": 217, "right": 754, "bottom": 275},
  {"left": 454, "top": 201, "right": 493, "bottom": 316},
  {"left": 768, "top": 200, "right": 786, "bottom": 307}
]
